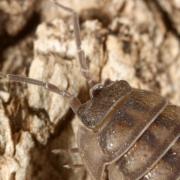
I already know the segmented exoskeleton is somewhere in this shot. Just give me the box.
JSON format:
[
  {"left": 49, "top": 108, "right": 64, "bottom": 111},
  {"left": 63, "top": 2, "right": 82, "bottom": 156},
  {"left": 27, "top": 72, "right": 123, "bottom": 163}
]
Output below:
[{"left": 78, "top": 80, "right": 180, "bottom": 180}]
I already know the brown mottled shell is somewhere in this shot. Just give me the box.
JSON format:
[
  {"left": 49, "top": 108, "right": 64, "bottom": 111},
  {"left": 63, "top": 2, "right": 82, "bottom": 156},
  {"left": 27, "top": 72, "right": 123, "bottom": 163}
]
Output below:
[{"left": 77, "top": 80, "right": 180, "bottom": 180}]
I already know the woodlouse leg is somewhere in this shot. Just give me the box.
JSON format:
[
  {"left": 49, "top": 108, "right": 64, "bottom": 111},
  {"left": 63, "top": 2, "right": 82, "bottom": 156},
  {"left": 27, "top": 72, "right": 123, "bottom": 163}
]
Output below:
[
  {"left": 52, "top": 0, "right": 95, "bottom": 86},
  {"left": 0, "top": 73, "right": 81, "bottom": 113},
  {"left": 52, "top": 147, "right": 79, "bottom": 154},
  {"left": 52, "top": 148, "right": 84, "bottom": 169},
  {"left": 62, "top": 164, "right": 84, "bottom": 169}
]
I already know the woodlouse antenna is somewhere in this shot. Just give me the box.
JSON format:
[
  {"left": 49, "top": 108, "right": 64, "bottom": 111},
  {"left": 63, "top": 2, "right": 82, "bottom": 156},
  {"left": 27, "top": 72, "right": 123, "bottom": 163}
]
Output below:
[
  {"left": 61, "top": 163, "right": 83, "bottom": 169},
  {"left": 0, "top": 2, "right": 94, "bottom": 114},
  {"left": 52, "top": 0, "right": 95, "bottom": 86},
  {"left": 52, "top": 147, "right": 79, "bottom": 154},
  {"left": 0, "top": 73, "right": 72, "bottom": 98},
  {"left": 0, "top": 73, "right": 81, "bottom": 113}
]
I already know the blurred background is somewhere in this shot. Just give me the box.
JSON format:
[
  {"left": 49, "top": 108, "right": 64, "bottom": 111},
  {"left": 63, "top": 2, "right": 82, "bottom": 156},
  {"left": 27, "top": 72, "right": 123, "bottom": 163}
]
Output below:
[{"left": 0, "top": 0, "right": 179, "bottom": 179}]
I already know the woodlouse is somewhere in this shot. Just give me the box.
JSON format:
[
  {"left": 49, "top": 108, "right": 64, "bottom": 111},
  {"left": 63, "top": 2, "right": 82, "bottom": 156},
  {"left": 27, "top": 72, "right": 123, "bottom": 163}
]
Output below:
[{"left": 0, "top": 1, "right": 179, "bottom": 180}]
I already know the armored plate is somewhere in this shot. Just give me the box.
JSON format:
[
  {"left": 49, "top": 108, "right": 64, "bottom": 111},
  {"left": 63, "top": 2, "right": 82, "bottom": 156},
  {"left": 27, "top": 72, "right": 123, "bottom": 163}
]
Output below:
[
  {"left": 77, "top": 81, "right": 174, "bottom": 180},
  {"left": 107, "top": 105, "right": 180, "bottom": 180}
]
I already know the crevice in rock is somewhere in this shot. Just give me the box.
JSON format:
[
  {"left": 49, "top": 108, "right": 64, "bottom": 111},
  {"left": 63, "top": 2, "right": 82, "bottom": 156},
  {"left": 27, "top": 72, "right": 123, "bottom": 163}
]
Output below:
[
  {"left": 49, "top": 109, "right": 74, "bottom": 140},
  {"left": 0, "top": 12, "right": 41, "bottom": 55},
  {"left": 2, "top": 86, "right": 27, "bottom": 134},
  {"left": 80, "top": 8, "right": 111, "bottom": 28},
  {"left": 144, "top": 0, "right": 180, "bottom": 39}
]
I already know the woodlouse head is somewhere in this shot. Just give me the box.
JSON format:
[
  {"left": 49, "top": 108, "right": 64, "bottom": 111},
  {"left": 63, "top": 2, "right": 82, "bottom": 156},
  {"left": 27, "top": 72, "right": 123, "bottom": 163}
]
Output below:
[{"left": 77, "top": 80, "right": 131, "bottom": 130}]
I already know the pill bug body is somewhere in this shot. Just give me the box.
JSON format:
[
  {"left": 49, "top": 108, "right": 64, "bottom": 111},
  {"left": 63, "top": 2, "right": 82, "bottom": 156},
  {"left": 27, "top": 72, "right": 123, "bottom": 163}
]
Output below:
[{"left": 77, "top": 80, "right": 180, "bottom": 180}]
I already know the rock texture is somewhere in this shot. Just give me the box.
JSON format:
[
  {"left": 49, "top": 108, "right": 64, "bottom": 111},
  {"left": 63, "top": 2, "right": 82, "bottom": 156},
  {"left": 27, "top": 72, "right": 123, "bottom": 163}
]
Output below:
[{"left": 0, "top": 0, "right": 179, "bottom": 180}]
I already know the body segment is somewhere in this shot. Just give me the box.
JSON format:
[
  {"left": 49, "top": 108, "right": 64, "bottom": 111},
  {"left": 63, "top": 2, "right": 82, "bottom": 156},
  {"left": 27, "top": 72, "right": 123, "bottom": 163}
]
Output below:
[{"left": 77, "top": 81, "right": 180, "bottom": 180}]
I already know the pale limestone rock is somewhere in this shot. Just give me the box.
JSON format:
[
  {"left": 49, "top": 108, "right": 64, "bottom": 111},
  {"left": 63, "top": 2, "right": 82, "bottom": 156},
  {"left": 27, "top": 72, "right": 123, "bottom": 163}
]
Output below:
[
  {"left": 27, "top": 114, "right": 50, "bottom": 145},
  {"left": 14, "top": 132, "right": 34, "bottom": 180},
  {"left": 0, "top": 107, "right": 34, "bottom": 180},
  {"left": 0, "top": 108, "right": 14, "bottom": 156},
  {"left": 101, "top": 35, "right": 137, "bottom": 85},
  {"left": 169, "top": 55, "right": 180, "bottom": 105},
  {"left": 28, "top": 19, "right": 104, "bottom": 127},
  {"left": 0, "top": 91, "right": 10, "bottom": 103},
  {"left": 158, "top": 0, "right": 180, "bottom": 33},
  {"left": 0, "top": 156, "right": 19, "bottom": 180}
]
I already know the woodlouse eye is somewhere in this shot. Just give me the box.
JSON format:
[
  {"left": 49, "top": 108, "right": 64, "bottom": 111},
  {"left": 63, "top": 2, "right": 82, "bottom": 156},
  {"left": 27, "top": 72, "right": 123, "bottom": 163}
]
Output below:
[
  {"left": 89, "top": 79, "right": 114, "bottom": 98},
  {"left": 90, "top": 83, "right": 104, "bottom": 98}
]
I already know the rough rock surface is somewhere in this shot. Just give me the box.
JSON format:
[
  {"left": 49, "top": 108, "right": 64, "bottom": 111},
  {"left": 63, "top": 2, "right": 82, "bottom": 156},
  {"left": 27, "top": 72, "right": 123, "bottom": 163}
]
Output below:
[{"left": 0, "top": 0, "right": 179, "bottom": 180}]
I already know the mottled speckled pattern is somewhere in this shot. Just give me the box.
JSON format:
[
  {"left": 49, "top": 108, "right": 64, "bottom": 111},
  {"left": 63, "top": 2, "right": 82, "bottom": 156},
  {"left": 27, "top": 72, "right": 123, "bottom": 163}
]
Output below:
[
  {"left": 78, "top": 80, "right": 131, "bottom": 129},
  {"left": 78, "top": 81, "right": 180, "bottom": 180}
]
